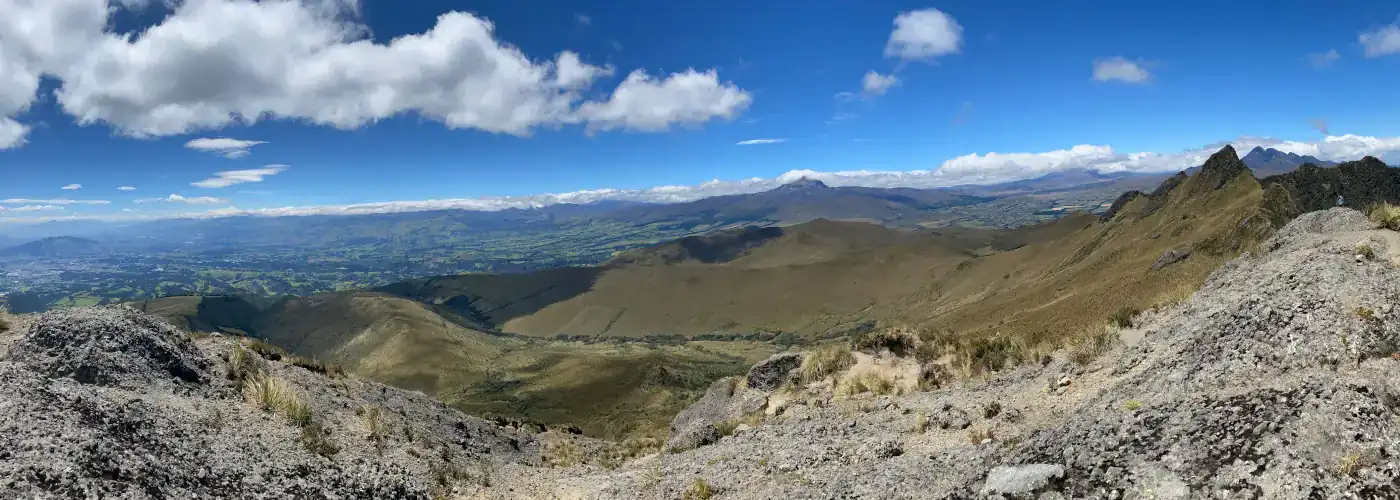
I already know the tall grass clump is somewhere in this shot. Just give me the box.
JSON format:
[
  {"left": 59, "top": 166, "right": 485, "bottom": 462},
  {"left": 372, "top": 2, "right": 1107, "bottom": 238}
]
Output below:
[
  {"left": 1070, "top": 328, "right": 1119, "bottom": 365},
  {"left": 358, "top": 404, "right": 388, "bottom": 447},
  {"left": 798, "top": 344, "right": 856, "bottom": 383},
  {"left": 243, "top": 374, "right": 312, "bottom": 427},
  {"left": 835, "top": 372, "right": 898, "bottom": 398},
  {"left": 1371, "top": 203, "right": 1400, "bottom": 231}
]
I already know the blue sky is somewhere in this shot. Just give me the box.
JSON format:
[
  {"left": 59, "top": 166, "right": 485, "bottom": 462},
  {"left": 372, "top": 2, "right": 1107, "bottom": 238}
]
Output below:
[{"left": 2, "top": 0, "right": 1400, "bottom": 221}]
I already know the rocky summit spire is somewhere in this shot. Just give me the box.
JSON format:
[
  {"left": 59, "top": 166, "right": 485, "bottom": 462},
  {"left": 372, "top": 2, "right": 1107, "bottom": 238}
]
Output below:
[{"left": 1194, "top": 145, "right": 1251, "bottom": 192}]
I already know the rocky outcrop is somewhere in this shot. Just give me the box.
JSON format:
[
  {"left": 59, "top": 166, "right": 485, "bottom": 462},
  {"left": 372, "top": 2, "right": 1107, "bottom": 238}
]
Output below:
[
  {"left": 745, "top": 352, "right": 802, "bottom": 390},
  {"left": 506, "top": 208, "right": 1400, "bottom": 499},
  {"left": 1190, "top": 144, "right": 1251, "bottom": 195},
  {"left": 0, "top": 307, "right": 537, "bottom": 499}
]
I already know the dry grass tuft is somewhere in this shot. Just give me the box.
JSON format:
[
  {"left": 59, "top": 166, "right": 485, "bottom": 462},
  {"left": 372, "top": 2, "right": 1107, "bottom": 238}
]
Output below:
[
  {"left": 1371, "top": 203, "right": 1400, "bottom": 231},
  {"left": 358, "top": 404, "right": 388, "bottom": 447},
  {"left": 1070, "top": 328, "right": 1119, "bottom": 365},
  {"left": 715, "top": 411, "right": 765, "bottom": 437},
  {"left": 682, "top": 478, "right": 714, "bottom": 500},
  {"left": 1336, "top": 451, "right": 1366, "bottom": 477},
  {"left": 243, "top": 374, "right": 312, "bottom": 427},
  {"left": 835, "top": 372, "right": 898, "bottom": 398},
  {"left": 798, "top": 344, "right": 855, "bottom": 384},
  {"left": 967, "top": 426, "right": 994, "bottom": 444},
  {"left": 542, "top": 439, "right": 583, "bottom": 468},
  {"left": 1108, "top": 306, "right": 1140, "bottom": 329},
  {"left": 910, "top": 412, "right": 930, "bottom": 433},
  {"left": 851, "top": 328, "right": 917, "bottom": 357},
  {"left": 1356, "top": 244, "right": 1377, "bottom": 261},
  {"left": 226, "top": 343, "right": 260, "bottom": 382}
]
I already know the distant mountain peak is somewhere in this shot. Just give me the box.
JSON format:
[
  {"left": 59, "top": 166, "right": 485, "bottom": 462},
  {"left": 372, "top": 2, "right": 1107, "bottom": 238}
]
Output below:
[
  {"left": 1240, "top": 146, "right": 1337, "bottom": 177},
  {"left": 781, "top": 177, "right": 829, "bottom": 189}
]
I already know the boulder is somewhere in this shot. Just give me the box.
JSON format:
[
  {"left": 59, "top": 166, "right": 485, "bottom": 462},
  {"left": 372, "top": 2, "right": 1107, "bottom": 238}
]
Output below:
[
  {"left": 980, "top": 464, "right": 1066, "bottom": 495},
  {"left": 746, "top": 352, "right": 803, "bottom": 391},
  {"left": 665, "top": 422, "right": 720, "bottom": 452}
]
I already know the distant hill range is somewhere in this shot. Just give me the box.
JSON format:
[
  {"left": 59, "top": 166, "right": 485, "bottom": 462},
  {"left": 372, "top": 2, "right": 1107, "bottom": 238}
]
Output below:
[
  {"left": 1242, "top": 146, "right": 1337, "bottom": 177},
  {"left": 0, "top": 236, "right": 101, "bottom": 258}
]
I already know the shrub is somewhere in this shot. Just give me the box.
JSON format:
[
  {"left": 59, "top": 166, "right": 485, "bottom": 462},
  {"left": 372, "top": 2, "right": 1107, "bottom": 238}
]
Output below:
[
  {"left": 243, "top": 374, "right": 312, "bottom": 427},
  {"left": 542, "top": 439, "right": 583, "bottom": 468},
  {"left": 967, "top": 427, "right": 994, "bottom": 444},
  {"left": 1370, "top": 203, "right": 1400, "bottom": 231},
  {"left": 798, "top": 344, "right": 855, "bottom": 383},
  {"left": 299, "top": 420, "right": 340, "bottom": 458},
  {"left": 835, "top": 372, "right": 897, "bottom": 398},
  {"left": 682, "top": 478, "right": 714, "bottom": 500},
  {"left": 1070, "top": 328, "right": 1119, "bottom": 365},
  {"left": 1356, "top": 306, "right": 1381, "bottom": 324},
  {"left": 226, "top": 343, "right": 260, "bottom": 382},
  {"left": 952, "top": 336, "right": 1026, "bottom": 375},
  {"left": 1123, "top": 400, "right": 1143, "bottom": 412},
  {"left": 910, "top": 412, "right": 930, "bottom": 433},
  {"left": 359, "top": 404, "right": 388, "bottom": 447},
  {"left": 1108, "top": 306, "right": 1140, "bottom": 329},
  {"left": 240, "top": 337, "right": 288, "bottom": 361},
  {"left": 288, "top": 355, "right": 345, "bottom": 378},
  {"left": 851, "top": 328, "right": 916, "bottom": 357},
  {"left": 917, "top": 363, "right": 949, "bottom": 391},
  {"left": 1336, "top": 452, "right": 1365, "bottom": 477},
  {"left": 715, "top": 412, "right": 765, "bottom": 437},
  {"left": 1357, "top": 244, "right": 1377, "bottom": 261}
]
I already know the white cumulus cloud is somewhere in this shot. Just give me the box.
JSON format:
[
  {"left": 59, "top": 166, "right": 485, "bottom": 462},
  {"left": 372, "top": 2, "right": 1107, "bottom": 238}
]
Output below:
[
  {"left": 192, "top": 165, "right": 289, "bottom": 188},
  {"left": 0, "top": 198, "right": 110, "bottom": 205},
  {"left": 577, "top": 69, "right": 751, "bottom": 133},
  {"left": 736, "top": 138, "right": 785, "bottom": 146},
  {"left": 1361, "top": 23, "right": 1400, "bottom": 57},
  {"left": 186, "top": 137, "right": 268, "bottom": 158},
  {"left": 1092, "top": 57, "right": 1151, "bottom": 84},
  {"left": 61, "top": 184, "right": 82, "bottom": 190},
  {"left": 884, "top": 8, "right": 963, "bottom": 62},
  {"left": 0, "top": 0, "right": 750, "bottom": 145},
  {"left": 117, "top": 186, "right": 136, "bottom": 191},
  {"left": 862, "top": 71, "right": 899, "bottom": 95}
]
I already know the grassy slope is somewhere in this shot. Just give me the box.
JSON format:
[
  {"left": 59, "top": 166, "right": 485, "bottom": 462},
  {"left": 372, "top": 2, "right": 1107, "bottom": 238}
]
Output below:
[{"left": 237, "top": 292, "right": 775, "bottom": 440}]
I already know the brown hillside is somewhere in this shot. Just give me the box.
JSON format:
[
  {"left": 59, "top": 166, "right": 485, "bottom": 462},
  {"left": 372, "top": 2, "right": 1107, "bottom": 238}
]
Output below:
[{"left": 386, "top": 146, "right": 1285, "bottom": 349}]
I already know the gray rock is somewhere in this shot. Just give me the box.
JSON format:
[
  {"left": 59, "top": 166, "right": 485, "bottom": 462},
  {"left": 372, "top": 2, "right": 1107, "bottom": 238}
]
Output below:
[
  {"left": 746, "top": 352, "right": 803, "bottom": 391},
  {"left": 669, "top": 376, "right": 736, "bottom": 434},
  {"left": 665, "top": 422, "right": 720, "bottom": 452},
  {"left": 981, "top": 464, "right": 1065, "bottom": 495},
  {"left": 1151, "top": 246, "right": 1192, "bottom": 270}
]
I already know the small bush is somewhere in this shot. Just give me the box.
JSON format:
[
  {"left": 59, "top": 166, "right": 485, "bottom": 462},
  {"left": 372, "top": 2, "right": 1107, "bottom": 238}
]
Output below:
[
  {"left": 1123, "top": 400, "right": 1143, "bottom": 412},
  {"left": 1108, "top": 306, "right": 1140, "bottom": 329},
  {"left": 910, "top": 412, "right": 930, "bottom": 433},
  {"left": 359, "top": 404, "right": 388, "bottom": 447},
  {"left": 243, "top": 374, "right": 312, "bottom": 427},
  {"left": 1356, "top": 306, "right": 1381, "bottom": 324},
  {"left": 1336, "top": 452, "right": 1365, "bottom": 477},
  {"left": 917, "top": 363, "right": 949, "bottom": 391},
  {"left": 798, "top": 344, "right": 856, "bottom": 384},
  {"left": 226, "top": 343, "right": 260, "bottom": 382},
  {"left": 851, "top": 328, "right": 917, "bottom": 357},
  {"left": 240, "top": 337, "right": 288, "bottom": 361},
  {"left": 953, "top": 336, "right": 1026, "bottom": 375},
  {"left": 1070, "top": 329, "right": 1119, "bottom": 365},
  {"left": 967, "top": 427, "right": 994, "bottom": 444},
  {"left": 299, "top": 420, "right": 340, "bottom": 458},
  {"left": 836, "top": 372, "right": 897, "bottom": 398},
  {"left": 1371, "top": 203, "right": 1400, "bottom": 231},
  {"left": 682, "top": 478, "right": 714, "bottom": 500},
  {"left": 288, "top": 355, "right": 345, "bottom": 378},
  {"left": 542, "top": 439, "right": 583, "bottom": 468},
  {"left": 715, "top": 412, "right": 765, "bottom": 437},
  {"left": 1356, "top": 244, "right": 1377, "bottom": 261}
]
